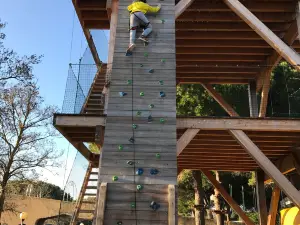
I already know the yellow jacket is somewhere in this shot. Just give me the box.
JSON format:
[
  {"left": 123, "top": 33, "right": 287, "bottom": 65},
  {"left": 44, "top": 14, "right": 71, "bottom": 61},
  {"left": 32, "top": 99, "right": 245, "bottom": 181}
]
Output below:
[{"left": 128, "top": 1, "right": 160, "bottom": 14}]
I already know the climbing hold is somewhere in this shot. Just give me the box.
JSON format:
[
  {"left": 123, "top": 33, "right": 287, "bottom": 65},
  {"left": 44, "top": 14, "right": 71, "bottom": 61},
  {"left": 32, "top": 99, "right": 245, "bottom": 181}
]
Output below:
[
  {"left": 156, "top": 153, "right": 161, "bottom": 159},
  {"left": 137, "top": 184, "right": 143, "bottom": 191},
  {"left": 149, "top": 104, "right": 154, "bottom": 109},
  {"left": 132, "top": 124, "right": 138, "bottom": 129},
  {"left": 140, "top": 64, "right": 144, "bottom": 67},
  {"left": 149, "top": 69, "right": 154, "bottom": 73},
  {"left": 144, "top": 52, "right": 148, "bottom": 57},
  {"left": 136, "top": 168, "right": 144, "bottom": 175},
  {"left": 119, "top": 92, "right": 127, "bottom": 97},
  {"left": 117, "top": 222, "right": 122, "bottom": 225},
  {"left": 150, "top": 168, "right": 159, "bottom": 175},
  {"left": 159, "top": 80, "right": 164, "bottom": 85},
  {"left": 161, "top": 59, "right": 166, "bottom": 63},
  {"left": 131, "top": 202, "right": 136, "bottom": 208},
  {"left": 112, "top": 176, "right": 118, "bottom": 181},
  {"left": 118, "top": 145, "right": 124, "bottom": 150},
  {"left": 127, "top": 160, "right": 134, "bottom": 166},
  {"left": 129, "top": 137, "right": 135, "bottom": 143},
  {"left": 160, "top": 91, "right": 166, "bottom": 97},
  {"left": 140, "top": 92, "right": 144, "bottom": 96},
  {"left": 160, "top": 118, "right": 165, "bottom": 123},
  {"left": 161, "top": 19, "right": 165, "bottom": 24},
  {"left": 150, "top": 201, "right": 160, "bottom": 211},
  {"left": 127, "top": 79, "right": 132, "bottom": 85},
  {"left": 136, "top": 111, "right": 142, "bottom": 116},
  {"left": 147, "top": 115, "right": 153, "bottom": 123}
]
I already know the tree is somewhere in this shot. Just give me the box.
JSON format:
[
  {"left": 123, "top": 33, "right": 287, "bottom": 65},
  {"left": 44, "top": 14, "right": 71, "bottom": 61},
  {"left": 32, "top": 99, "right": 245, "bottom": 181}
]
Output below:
[
  {"left": 0, "top": 83, "right": 60, "bottom": 219},
  {"left": 0, "top": 20, "right": 41, "bottom": 86}
]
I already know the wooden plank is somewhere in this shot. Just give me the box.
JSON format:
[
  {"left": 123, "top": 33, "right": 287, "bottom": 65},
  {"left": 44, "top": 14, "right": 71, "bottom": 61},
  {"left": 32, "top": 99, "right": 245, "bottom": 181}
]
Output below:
[
  {"left": 202, "top": 84, "right": 239, "bottom": 117},
  {"left": 201, "top": 170, "right": 255, "bottom": 225},
  {"left": 54, "top": 114, "right": 106, "bottom": 127},
  {"left": 101, "top": 159, "right": 177, "bottom": 168},
  {"left": 168, "top": 185, "right": 176, "bottom": 225},
  {"left": 229, "top": 129, "right": 300, "bottom": 208},
  {"left": 95, "top": 183, "right": 107, "bottom": 225},
  {"left": 222, "top": 0, "right": 300, "bottom": 70},
  {"left": 176, "top": 117, "right": 300, "bottom": 131},
  {"left": 107, "top": 183, "right": 168, "bottom": 193},
  {"left": 175, "top": 0, "right": 195, "bottom": 19},
  {"left": 106, "top": 201, "right": 168, "bottom": 211},
  {"left": 100, "top": 167, "right": 177, "bottom": 177},
  {"left": 106, "top": 192, "right": 168, "bottom": 202},
  {"left": 177, "top": 129, "right": 200, "bottom": 156},
  {"left": 256, "top": 169, "right": 268, "bottom": 225},
  {"left": 267, "top": 186, "right": 280, "bottom": 225},
  {"left": 104, "top": 210, "right": 168, "bottom": 220}
]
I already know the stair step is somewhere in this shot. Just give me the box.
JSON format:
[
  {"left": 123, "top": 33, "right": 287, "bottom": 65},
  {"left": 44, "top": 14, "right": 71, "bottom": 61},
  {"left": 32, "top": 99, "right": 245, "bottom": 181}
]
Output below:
[
  {"left": 82, "top": 200, "right": 96, "bottom": 204},
  {"left": 88, "top": 179, "right": 98, "bottom": 182},
  {"left": 85, "top": 108, "right": 104, "bottom": 111},
  {"left": 90, "top": 172, "right": 98, "bottom": 175},
  {"left": 77, "top": 218, "right": 93, "bottom": 221},
  {"left": 79, "top": 210, "right": 95, "bottom": 214},
  {"left": 84, "top": 193, "right": 97, "bottom": 196},
  {"left": 86, "top": 186, "right": 97, "bottom": 190}
]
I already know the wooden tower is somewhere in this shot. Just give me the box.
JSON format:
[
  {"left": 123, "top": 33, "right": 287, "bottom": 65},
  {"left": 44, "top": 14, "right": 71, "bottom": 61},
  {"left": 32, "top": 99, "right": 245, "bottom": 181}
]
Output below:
[{"left": 53, "top": 0, "right": 300, "bottom": 225}]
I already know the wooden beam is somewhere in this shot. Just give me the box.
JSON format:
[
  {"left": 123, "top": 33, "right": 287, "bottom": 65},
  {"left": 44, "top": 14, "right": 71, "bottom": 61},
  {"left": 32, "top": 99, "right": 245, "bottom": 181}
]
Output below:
[
  {"left": 202, "top": 84, "right": 239, "bottom": 117},
  {"left": 72, "top": 0, "right": 102, "bottom": 66},
  {"left": 248, "top": 81, "right": 258, "bottom": 117},
  {"left": 175, "top": 0, "right": 195, "bottom": 19},
  {"left": 168, "top": 185, "right": 176, "bottom": 225},
  {"left": 267, "top": 186, "right": 280, "bottom": 225},
  {"left": 176, "top": 117, "right": 300, "bottom": 131},
  {"left": 256, "top": 170, "right": 268, "bottom": 225},
  {"left": 177, "top": 129, "right": 200, "bottom": 156},
  {"left": 201, "top": 170, "right": 255, "bottom": 225},
  {"left": 222, "top": 0, "right": 300, "bottom": 70},
  {"left": 229, "top": 129, "right": 300, "bottom": 207},
  {"left": 53, "top": 114, "right": 106, "bottom": 127},
  {"left": 95, "top": 183, "right": 107, "bottom": 225}
]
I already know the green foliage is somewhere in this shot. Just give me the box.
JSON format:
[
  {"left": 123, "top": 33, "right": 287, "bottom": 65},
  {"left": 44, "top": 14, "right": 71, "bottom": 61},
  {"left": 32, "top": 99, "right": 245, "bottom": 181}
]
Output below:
[{"left": 246, "top": 212, "right": 259, "bottom": 224}]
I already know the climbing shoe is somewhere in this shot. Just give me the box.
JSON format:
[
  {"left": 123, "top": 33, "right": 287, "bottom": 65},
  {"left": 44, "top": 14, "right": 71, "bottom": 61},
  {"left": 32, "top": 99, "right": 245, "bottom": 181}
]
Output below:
[
  {"left": 138, "top": 36, "right": 149, "bottom": 44},
  {"left": 126, "top": 43, "right": 136, "bottom": 56}
]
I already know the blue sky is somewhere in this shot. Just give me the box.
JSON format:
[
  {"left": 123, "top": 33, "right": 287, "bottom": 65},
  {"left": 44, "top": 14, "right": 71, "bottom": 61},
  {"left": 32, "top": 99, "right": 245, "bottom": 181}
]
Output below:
[{"left": 0, "top": 1, "right": 108, "bottom": 190}]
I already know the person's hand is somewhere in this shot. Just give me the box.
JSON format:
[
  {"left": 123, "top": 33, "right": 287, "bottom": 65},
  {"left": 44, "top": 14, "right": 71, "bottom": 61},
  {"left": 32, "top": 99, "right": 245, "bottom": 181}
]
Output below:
[{"left": 157, "top": 3, "right": 161, "bottom": 9}]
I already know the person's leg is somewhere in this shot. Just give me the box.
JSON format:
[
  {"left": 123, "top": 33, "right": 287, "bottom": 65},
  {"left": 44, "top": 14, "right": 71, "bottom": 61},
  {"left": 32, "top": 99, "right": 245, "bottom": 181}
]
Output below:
[
  {"left": 127, "top": 14, "right": 139, "bottom": 54},
  {"left": 134, "top": 12, "right": 152, "bottom": 41},
  {"left": 142, "top": 23, "right": 152, "bottom": 37}
]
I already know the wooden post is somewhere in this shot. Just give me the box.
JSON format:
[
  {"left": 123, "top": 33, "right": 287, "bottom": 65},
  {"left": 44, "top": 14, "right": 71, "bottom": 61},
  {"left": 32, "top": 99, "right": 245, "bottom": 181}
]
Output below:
[
  {"left": 202, "top": 84, "right": 239, "bottom": 117},
  {"left": 229, "top": 130, "right": 300, "bottom": 207},
  {"left": 222, "top": 0, "right": 300, "bottom": 71},
  {"left": 192, "top": 170, "right": 205, "bottom": 225},
  {"left": 248, "top": 81, "right": 258, "bottom": 117},
  {"left": 214, "top": 171, "right": 222, "bottom": 225},
  {"left": 95, "top": 183, "right": 107, "bottom": 225},
  {"left": 267, "top": 186, "right": 280, "bottom": 225},
  {"left": 201, "top": 170, "right": 255, "bottom": 225},
  {"left": 255, "top": 170, "right": 268, "bottom": 225},
  {"left": 177, "top": 129, "right": 200, "bottom": 156},
  {"left": 168, "top": 185, "right": 176, "bottom": 225}
]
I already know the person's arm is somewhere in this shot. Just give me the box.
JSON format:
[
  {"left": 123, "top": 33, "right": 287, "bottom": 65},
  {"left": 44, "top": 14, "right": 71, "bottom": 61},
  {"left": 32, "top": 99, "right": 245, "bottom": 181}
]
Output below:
[
  {"left": 127, "top": 3, "right": 133, "bottom": 12},
  {"left": 146, "top": 3, "right": 161, "bottom": 13}
]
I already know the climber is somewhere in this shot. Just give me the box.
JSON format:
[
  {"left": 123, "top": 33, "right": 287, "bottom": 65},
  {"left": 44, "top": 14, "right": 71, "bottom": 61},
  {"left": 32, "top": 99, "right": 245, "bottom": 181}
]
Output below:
[{"left": 126, "top": 0, "right": 161, "bottom": 56}]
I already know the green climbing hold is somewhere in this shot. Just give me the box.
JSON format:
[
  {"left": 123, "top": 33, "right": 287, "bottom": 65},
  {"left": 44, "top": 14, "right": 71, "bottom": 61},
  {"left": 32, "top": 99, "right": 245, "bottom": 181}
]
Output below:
[
  {"left": 159, "top": 80, "right": 164, "bottom": 85},
  {"left": 160, "top": 118, "right": 165, "bottom": 123},
  {"left": 137, "top": 184, "right": 143, "bottom": 191},
  {"left": 161, "top": 19, "right": 165, "bottom": 24},
  {"left": 144, "top": 52, "right": 148, "bottom": 57},
  {"left": 131, "top": 202, "right": 136, "bottom": 208},
  {"left": 117, "top": 222, "right": 122, "bottom": 225},
  {"left": 161, "top": 58, "right": 166, "bottom": 63},
  {"left": 140, "top": 92, "right": 144, "bottom": 96},
  {"left": 118, "top": 145, "right": 124, "bottom": 150},
  {"left": 140, "top": 63, "right": 144, "bottom": 67},
  {"left": 156, "top": 153, "right": 161, "bottom": 159},
  {"left": 149, "top": 104, "right": 154, "bottom": 109},
  {"left": 132, "top": 124, "right": 137, "bottom": 129},
  {"left": 127, "top": 160, "right": 134, "bottom": 165},
  {"left": 136, "top": 111, "right": 142, "bottom": 116},
  {"left": 112, "top": 176, "right": 118, "bottom": 181},
  {"left": 127, "top": 79, "right": 132, "bottom": 85}
]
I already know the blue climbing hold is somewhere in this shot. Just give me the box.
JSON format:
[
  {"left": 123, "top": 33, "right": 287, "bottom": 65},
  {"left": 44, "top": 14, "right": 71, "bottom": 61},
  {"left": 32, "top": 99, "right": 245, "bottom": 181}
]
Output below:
[
  {"left": 119, "top": 92, "right": 127, "bottom": 97},
  {"left": 149, "top": 69, "right": 154, "bottom": 73},
  {"left": 161, "top": 19, "right": 165, "bottom": 24},
  {"left": 150, "top": 201, "right": 160, "bottom": 211},
  {"left": 150, "top": 168, "right": 159, "bottom": 175},
  {"left": 160, "top": 91, "right": 166, "bottom": 97},
  {"left": 147, "top": 115, "right": 153, "bottom": 123},
  {"left": 136, "top": 168, "right": 144, "bottom": 175}
]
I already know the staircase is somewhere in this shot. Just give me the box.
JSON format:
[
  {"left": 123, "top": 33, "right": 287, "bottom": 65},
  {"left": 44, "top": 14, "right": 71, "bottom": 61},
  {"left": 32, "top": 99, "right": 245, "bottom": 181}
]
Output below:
[
  {"left": 70, "top": 162, "right": 99, "bottom": 225},
  {"left": 81, "top": 64, "right": 107, "bottom": 115}
]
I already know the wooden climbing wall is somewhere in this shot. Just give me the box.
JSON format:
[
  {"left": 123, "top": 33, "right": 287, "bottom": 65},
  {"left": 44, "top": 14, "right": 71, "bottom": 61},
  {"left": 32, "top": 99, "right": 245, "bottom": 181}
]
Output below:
[{"left": 98, "top": 0, "right": 177, "bottom": 223}]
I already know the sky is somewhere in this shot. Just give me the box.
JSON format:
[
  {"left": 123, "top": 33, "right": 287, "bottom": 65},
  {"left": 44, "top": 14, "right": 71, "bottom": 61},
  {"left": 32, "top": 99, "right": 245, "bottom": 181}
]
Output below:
[{"left": 0, "top": 0, "right": 109, "bottom": 192}]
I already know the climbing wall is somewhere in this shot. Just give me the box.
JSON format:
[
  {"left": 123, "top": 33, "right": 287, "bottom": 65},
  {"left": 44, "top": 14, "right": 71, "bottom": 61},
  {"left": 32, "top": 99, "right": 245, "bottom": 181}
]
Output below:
[{"left": 98, "top": 0, "right": 176, "bottom": 223}]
